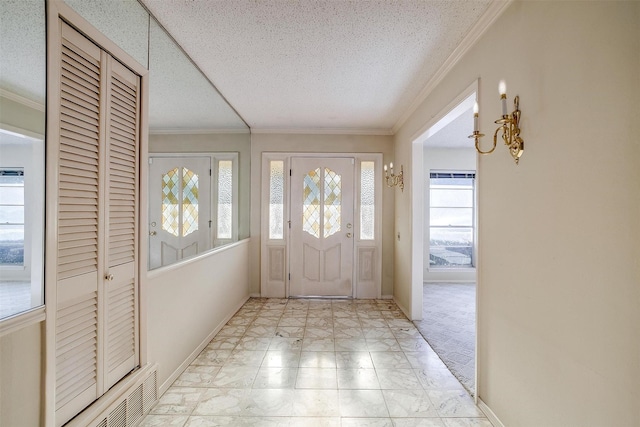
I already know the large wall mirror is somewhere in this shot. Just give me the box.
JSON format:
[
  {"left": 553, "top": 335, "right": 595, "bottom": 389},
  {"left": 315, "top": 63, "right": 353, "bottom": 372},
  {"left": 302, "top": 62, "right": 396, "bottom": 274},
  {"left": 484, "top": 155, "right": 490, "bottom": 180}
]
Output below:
[
  {"left": 0, "top": 0, "right": 46, "bottom": 321},
  {"left": 62, "top": 0, "right": 251, "bottom": 271},
  {"left": 147, "top": 18, "right": 250, "bottom": 270}
]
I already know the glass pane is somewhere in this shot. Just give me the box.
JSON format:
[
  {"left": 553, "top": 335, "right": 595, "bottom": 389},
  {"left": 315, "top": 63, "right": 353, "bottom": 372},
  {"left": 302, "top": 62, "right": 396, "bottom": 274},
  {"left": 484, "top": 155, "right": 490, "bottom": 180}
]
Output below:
[
  {"left": 217, "top": 160, "right": 233, "bottom": 239},
  {"left": 182, "top": 168, "right": 199, "bottom": 237},
  {"left": 429, "top": 245, "right": 473, "bottom": 267},
  {"left": 0, "top": 173, "right": 24, "bottom": 185},
  {"left": 269, "top": 160, "right": 284, "bottom": 239},
  {"left": 430, "top": 177, "right": 474, "bottom": 188},
  {"left": 0, "top": 205, "right": 24, "bottom": 224},
  {"left": 430, "top": 226, "right": 473, "bottom": 267},
  {"left": 430, "top": 227, "right": 473, "bottom": 246},
  {"left": 302, "top": 168, "right": 321, "bottom": 238},
  {"left": 430, "top": 188, "right": 473, "bottom": 208},
  {"left": 360, "top": 161, "right": 375, "bottom": 240},
  {"left": 0, "top": 224, "right": 24, "bottom": 265},
  {"left": 324, "top": 167, "right": 341, "bottom": 238},
  {"left": 0, "top": 185, "right": 24, "bottom": 205},
  {"left": 162, "top": 167, "right": 180, "bottom": 237},
  {"left": 430, "top": 207, "right": 473, "bottom": 226},
  {"left": 64, "top": 0, "right": 149, "bottom": 68},
  {"left": 1, "top": 0, "right": 45, "bottom": 320}
]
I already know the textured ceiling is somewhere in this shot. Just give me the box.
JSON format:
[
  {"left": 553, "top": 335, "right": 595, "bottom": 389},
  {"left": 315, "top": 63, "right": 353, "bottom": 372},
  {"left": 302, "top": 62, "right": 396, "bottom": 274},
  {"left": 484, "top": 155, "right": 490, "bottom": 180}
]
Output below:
[
  {"left": 148, "top": 18, "right": 248, "bottom": 132},
  {"left": 140, "top": 0, "right": 494, "bottom": 133},
  {"left": 0, "top": 0, "right": 45, "bottom": 104}
]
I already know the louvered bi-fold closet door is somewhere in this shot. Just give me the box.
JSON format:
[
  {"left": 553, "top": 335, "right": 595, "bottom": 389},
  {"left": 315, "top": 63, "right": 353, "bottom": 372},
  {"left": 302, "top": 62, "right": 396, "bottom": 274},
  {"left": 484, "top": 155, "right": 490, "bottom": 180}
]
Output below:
[
  {"left": 104, "top": 59, "right": 140, "bottom": 390},
  {"left": 55, "top": 22, "right": 103, "bottom": 426},
  {"left": 54, "top": 21, "right": 141, "bottom": 426}
]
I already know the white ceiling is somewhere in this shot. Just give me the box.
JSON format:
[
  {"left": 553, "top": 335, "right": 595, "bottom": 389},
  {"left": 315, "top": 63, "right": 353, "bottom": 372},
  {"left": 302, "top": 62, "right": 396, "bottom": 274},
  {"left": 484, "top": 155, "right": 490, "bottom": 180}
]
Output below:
[
  {"left": 140, "top": 0, "right": 498, "bottom": 134},
  {"left": 424, "top": 106, "right": 474, "bottom": 149}
]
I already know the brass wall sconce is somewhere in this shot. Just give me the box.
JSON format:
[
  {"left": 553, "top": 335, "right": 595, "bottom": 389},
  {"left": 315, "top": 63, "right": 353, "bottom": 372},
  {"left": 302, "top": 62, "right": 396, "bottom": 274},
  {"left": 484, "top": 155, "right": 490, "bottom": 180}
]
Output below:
[
  {"left": 383, "top": 162, "right": 404, "bottom": 191},
  {"left": 469, "top": 80, "right": 524, "bottom": 164}
]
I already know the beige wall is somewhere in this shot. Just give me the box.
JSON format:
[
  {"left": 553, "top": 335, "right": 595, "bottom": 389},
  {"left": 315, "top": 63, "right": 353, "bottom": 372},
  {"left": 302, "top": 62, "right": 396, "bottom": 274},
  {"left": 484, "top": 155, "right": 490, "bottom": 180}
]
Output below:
[
  {"left": 249, "top": 133, "right": 395, "bottom": 297},
  {"left": 395, "top": 1, "right": 640, "bottom": 425},
  {"left": 0, "top": 323, "right": 42, "bottom": 426},
  {"left": 0, "top": 95, "right": 45, "bottom": 137},
  {"left": 146, "top": 239, "right": 251, "bottom": 391}
]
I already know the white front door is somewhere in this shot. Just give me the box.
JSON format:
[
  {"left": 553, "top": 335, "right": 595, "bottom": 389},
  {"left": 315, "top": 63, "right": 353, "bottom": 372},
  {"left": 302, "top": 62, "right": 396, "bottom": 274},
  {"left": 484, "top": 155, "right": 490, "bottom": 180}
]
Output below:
[
  {"left": 289, "top": 157, "right": 355, "bottom": 297},
  {"left": 148, "top": 156, "right": 211, "bottom": 269}
]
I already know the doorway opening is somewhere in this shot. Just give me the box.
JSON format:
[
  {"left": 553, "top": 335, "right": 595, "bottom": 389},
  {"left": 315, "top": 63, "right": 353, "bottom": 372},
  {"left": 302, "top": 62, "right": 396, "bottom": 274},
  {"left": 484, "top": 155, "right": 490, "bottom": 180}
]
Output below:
[{"left": 411, "top": 83, "right": 479, "bottom": 396}]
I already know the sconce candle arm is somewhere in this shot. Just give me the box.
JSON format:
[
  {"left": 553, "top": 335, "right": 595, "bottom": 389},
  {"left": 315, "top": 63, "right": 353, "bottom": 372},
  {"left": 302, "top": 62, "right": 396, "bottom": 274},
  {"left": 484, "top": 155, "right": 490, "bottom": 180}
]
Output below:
[
  {"left": 469, "top": 89, "right": 524, "bottom": 164},
  {"left": 383, "top": 163, "right": 404, "bottom": 192}
]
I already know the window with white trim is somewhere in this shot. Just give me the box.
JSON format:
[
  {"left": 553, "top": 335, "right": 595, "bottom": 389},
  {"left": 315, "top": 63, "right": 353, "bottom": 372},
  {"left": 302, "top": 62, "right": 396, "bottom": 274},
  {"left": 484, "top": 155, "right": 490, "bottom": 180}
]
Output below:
[
  {"left": 0, "top": 169, "right": 24, "bottom": 266},
  {"left": 429, "top": 171, "right": 475, "bottom": 268}
]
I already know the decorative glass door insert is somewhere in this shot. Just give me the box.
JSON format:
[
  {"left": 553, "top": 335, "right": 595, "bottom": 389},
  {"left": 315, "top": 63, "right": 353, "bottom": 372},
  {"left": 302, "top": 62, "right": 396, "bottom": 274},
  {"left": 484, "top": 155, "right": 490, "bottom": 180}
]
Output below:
[
  {"left": 162, "top": 167, "right": 199, "bottom": 238},
  {"left": 302, "top": 167, "right": 342, "bottom": 239}
]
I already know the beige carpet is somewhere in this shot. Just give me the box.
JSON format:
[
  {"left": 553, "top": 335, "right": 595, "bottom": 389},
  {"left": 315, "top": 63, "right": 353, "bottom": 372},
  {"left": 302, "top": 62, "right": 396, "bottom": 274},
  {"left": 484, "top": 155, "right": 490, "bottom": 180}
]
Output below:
[{"left": 414, "top": 282, "right": 476, "bottom": 395}]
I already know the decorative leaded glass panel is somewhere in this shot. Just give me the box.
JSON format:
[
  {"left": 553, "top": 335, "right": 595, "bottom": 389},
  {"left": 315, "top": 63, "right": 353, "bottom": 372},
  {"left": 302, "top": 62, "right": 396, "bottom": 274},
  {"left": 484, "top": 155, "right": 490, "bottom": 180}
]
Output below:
[
  {"left": 360, "top": 161, "right": 375, "bottom": 240},
  {"left": 182, "top": 168, "right": 199, "bottom": 237},
  {"left": 302, "top": 168, "right": 321, "bottom": 238},
  {"left": 217, "top": 160, "right": 233, "bottom": 239},
  {"left": 162, "top": 167, "right": 179, "bottom": 237},
  {"left": 269, "top": 160, "right": 284, "bottom": 239},
  {"left": 324, "top": 168, "right": 341, "bottom": 238}
]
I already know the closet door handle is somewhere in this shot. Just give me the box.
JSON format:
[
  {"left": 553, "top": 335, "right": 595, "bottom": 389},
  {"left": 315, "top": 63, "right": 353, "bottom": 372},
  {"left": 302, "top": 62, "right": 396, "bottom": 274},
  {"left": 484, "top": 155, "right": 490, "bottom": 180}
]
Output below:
[{"left": 105, "top": 274, "right": 114, "bottom": 281}]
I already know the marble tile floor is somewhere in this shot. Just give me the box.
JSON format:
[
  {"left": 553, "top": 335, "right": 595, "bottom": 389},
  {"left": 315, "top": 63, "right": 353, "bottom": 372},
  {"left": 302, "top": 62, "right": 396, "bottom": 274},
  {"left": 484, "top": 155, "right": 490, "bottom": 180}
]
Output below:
[{"left": 140, "top": 298, "right": 492, "bottom": 427}]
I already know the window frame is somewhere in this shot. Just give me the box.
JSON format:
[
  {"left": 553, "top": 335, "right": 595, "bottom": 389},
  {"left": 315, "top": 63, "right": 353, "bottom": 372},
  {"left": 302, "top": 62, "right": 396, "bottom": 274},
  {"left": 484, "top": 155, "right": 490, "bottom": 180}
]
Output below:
[
  {"left": 0, "top": 168, "right": 26, "bottom": 267},
  {"left": 428, "top": 170, "right": 476, "bottom": 269}
]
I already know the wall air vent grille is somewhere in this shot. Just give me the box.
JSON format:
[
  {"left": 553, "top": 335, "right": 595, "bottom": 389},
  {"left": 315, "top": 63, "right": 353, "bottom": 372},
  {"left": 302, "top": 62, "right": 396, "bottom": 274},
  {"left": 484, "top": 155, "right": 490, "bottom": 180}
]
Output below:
[{"left": 87, "top": 368, "right": 158, "bottom": 427}]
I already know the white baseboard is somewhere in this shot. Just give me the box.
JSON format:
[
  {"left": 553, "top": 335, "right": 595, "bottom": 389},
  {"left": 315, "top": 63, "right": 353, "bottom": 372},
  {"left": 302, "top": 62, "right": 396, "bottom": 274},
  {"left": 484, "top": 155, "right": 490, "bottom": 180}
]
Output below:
[
  {"left": 393, "top": 297, "right": 411, "bottom": 319},
  {"left": 478, "top": 398, "right": 505, "bottom": 427},
  {"left": 380, "top": 294, "right": 394, "bottom": 300},
  {"left": 159, "top": 294, "right": 250, "bottom": 395},
  {"left": 250, "top": 293, "right": 261, "bottom": 298},
  {"left": 423, "top": 280, "right": 476, "bottom": 283}
]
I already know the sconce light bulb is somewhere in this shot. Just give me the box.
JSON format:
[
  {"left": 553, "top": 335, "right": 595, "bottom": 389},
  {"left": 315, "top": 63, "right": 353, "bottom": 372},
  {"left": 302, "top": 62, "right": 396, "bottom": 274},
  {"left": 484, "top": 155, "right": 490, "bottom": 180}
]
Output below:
[
  {"left": 384, "top": 164, "right": 387, "bottom": 172},
  {"left": 499, "top": 80, "right": 507, "bottom": 96},
  {"left": 389, "top": 162, "right": 393, "bottom": 170},
  {"left": 473, "top": 102, "right": 479, "bottom": 132}
]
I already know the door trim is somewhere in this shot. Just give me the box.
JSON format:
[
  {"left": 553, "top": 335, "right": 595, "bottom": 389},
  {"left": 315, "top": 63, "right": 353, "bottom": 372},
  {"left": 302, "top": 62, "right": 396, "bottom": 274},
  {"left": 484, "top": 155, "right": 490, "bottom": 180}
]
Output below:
[{"left": 260, "top": 152, "right": 383, "bottom": 299}]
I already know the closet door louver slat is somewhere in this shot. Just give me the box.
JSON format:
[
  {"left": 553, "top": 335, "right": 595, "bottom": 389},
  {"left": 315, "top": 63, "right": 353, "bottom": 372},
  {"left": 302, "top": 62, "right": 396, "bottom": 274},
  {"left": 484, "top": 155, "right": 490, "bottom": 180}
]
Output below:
[
  {"left": 104, "top": 59, "right": 139, "bottom": 390},
  {"left": 54, "top": 23, "right": 102, "bottom": 426}
]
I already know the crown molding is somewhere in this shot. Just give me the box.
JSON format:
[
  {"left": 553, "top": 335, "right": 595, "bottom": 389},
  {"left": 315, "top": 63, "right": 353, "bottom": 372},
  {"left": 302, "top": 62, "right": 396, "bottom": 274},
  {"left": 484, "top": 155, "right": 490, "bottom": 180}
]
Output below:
[
  {"left": 392, "top": 0, "right": 513, "bottom": 134},
  {"left": 250, "top": 127, "right": 394, "bottom": 136},
  {"left": 0, "top": 88, "right": 45, "bottom": 112},
  {"left": 149, "top": 128, "right": 250, "bottom": 135}
]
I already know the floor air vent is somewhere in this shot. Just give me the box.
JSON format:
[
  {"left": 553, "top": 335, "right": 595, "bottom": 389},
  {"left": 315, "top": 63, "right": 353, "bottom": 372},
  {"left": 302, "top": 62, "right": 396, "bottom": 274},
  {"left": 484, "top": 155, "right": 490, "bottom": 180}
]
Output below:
[{"left": 84, "top": 368, "right": 158, "bottom": 427}]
